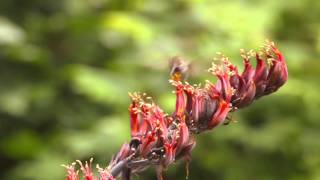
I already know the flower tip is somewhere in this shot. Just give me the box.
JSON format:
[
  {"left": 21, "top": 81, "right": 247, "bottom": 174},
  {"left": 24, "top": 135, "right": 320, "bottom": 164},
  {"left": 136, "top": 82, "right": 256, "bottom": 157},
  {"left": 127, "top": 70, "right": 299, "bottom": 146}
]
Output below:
[
  {"left": 265, "top": 39, "right": 275, "bottom": 46},
  {"left": 75, "top": 159, "right": 82, "bottom": 165}
]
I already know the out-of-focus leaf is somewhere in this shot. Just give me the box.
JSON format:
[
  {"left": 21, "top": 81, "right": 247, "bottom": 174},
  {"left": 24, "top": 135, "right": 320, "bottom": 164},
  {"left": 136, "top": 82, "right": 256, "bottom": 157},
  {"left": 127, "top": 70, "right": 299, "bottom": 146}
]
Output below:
[
  {"left": 65, "top": 64, "right": 129, "bottom": 106},
  {"left": 1, "top": 130, "right": 43, "bottom": 159},
  {"left": 100, "top": 12, "right": 153, "bottom": 47},
  {"left": 0, "top": 17, "right": 25, "bottom": 45}
]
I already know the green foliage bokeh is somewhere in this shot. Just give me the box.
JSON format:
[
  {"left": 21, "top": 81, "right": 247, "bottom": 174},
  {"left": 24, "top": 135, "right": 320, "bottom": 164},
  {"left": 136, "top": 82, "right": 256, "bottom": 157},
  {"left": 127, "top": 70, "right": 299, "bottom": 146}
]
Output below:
[{"left": 0, "top": 0, "right": 319, "bottom": 179}]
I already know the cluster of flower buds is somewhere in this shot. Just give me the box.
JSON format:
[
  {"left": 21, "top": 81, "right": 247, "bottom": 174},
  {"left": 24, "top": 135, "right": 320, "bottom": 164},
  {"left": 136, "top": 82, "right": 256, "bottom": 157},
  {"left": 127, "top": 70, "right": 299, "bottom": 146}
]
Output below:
[
  {"left": 63, "top": 158, "right": 115, "bottom": 180},
  {"left": 171, "top": 41, "right": 288, "bottom": 133},
  {"left": 64, "top": 41, "right": 288, "bottom": 180},
  {"left": 229, "top": 42, "right": 288, "bottom": 108}
]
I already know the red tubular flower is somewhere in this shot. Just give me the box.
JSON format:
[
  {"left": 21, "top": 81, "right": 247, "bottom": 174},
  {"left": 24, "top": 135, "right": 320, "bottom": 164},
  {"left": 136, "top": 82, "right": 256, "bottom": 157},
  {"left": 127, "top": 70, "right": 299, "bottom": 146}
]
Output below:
[
  {"left": 128, "top": 94, "right": 139, "bottom": 138},
  {"left": 65, "top": 40, "right": 288, "bottom": 180},
  {"left": 163, "top": 142, "right": 175, "bottom": 167},
  {"left": 172, "top": 80, "right": 186, "bottom": 120},
  {"left": 63, "top": 163, "right": 79, "bottom": 180},
  {"left": 97, "top": 165, "right": 115, "bottom": 180},
  {"left": 209, "top": 59, "right": 233, "bottom": 103},
  {"left": 77, "top": 159, "right": 94, "bottom": 180},
  {"left": 175, "top": 122, "right": 190, "bottom": 154}
]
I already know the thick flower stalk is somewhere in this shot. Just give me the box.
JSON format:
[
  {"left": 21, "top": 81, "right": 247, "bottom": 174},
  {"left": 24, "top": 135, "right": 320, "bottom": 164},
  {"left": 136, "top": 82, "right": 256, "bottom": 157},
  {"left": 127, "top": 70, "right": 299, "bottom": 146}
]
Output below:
[{"left": 64, "top": 41, "right": 288, "bottom": 180}]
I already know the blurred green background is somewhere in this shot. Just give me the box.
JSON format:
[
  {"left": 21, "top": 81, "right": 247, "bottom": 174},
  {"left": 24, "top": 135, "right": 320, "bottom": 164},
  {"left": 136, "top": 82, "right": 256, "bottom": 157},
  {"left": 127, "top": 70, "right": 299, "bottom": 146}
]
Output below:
[{"left": 0, "top": 0, "right": 319, "bottom": 179}]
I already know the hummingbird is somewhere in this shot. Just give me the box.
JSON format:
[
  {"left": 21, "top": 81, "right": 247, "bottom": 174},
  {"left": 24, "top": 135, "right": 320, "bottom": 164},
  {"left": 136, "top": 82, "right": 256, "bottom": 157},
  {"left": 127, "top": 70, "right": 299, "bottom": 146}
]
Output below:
[{"left": 169, "top": 56, "right": 190, "bottom": 82}]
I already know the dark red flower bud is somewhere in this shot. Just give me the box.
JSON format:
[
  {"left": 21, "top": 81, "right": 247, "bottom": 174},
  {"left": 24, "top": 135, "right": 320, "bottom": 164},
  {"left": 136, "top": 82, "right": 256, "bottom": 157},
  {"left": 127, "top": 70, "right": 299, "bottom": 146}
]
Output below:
[
  {"left": 262, "top": 42, "right": 288, "bottom": 95},
  {"left": 254, "top": 54, "right": 268, "bottom": 98},
  {"left": 237, "top": 80, "right": 256, "bottom": 108},
  {"left": 264, "top": 44, "right": 288, "bottom": 94},
  {"left": 208, "top": 100, "right": 230, "bottom": 129},
  {"left": 230, "top": 74, "right": 240, "bottom": 90},
  {"left": 241, "top": 59, "right": 255, "bottom": 83}
]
